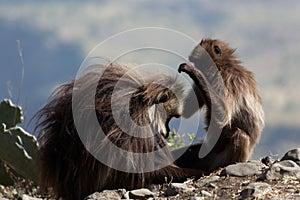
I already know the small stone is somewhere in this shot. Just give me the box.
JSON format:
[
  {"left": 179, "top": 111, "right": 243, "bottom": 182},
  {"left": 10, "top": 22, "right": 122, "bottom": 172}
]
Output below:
[
  {"left": 171, "top": 183, "right": 190, "bottom": 190},
  {"left": 129, "top": 188, "right": 154, "bottom": 199},
  {"left": 240, "top": 188, "right": 255, "bottom": 199},
  {"left": 22, "top": 194, "right": 43, "bottom": 200},
  {"left": 285, "top": 188, "right": 295, "bottom": 193},
  {"left": 165, "top": 185, "right": 178, "bottom": 197},
  {"left": 265, "top": 160, "right": 300, "bottom": 180},
  {"left": 165, "top": 183, "right": 195, "bottom": 197},
  {"left": 241, "top": 180, "right": 250, "bottom": 186},
  {"left": 208, "top": 183, "right": 217, "bottom": 188},
  {"left": 248, "top": 160, "right": 265, "bottom": 165},
  {"left": 281, "top": 148, "right": 300, "bottom": 166},
  {"left": 221, "top": 162, "right": 262, "bottom": 177},
  {"left": 261, "top": 156, "right": 275, "bottom": 166},
  {"left": 190, "top": 196, "right": 204, "bottom": 200},
  {"left": 0, "top": 185, "right": 5, "bottom": 193},
  {"left": 123, "top": 192, "right": 130, "bottom": 199},
  {"left": 117, "top": 189, "right": 126, "bottom": 198},
  {"left": 240, "top": 182, "right": 271, "bottom": 199},
  {"left": 11, "top": 188, "right": 18, "bottom": 196},
  {"left": 148, "top": 184, "right": 160, "bottom": 193},
  {"left": 201, "top": 190, "right": 212, "bottom": 197},
  {"left": 222, "top": 185, "right": 232, "bottom": 189},
  {"left": 196, "top": 176, "right": 220, "bottom": 187},
  {"left": 84, "top": 190, "right": 121, "bottom": 200}
]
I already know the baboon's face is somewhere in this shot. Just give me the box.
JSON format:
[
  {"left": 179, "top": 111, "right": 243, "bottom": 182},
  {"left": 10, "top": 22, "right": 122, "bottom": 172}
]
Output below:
[
  {"left": 148, "top": 89, "right": 182, "bottom": 138},
  {"left": 129, "top": 79, "right": 183, "bottom": 138},
  {"left": 189, "top": 38, "right": 236, "bottom": 71}
]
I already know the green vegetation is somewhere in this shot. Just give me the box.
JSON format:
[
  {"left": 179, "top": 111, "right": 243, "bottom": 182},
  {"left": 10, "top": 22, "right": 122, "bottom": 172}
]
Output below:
[{"left": 167, "top": 130, "right": 195, "bottom": 150}]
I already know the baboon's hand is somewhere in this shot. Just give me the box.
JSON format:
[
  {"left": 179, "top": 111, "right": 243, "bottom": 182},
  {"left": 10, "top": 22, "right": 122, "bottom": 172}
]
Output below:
[
  {"left": 178, "top": 63, "right": 205, "bottom": 89},
  {"left": 178, "top": 63, "right": 192, "bottom": 74},
  {"left": 178, "top": 63, "right": 200, "bottom": 81}
]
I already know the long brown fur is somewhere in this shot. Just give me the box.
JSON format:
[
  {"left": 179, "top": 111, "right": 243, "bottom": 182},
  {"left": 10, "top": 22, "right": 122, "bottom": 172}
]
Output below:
[
  {"left": 175, "top": 38, "right": 264, "bottom": 171},
  {"left": 35, "top": 64, "right": 202, "bottom": 200}
]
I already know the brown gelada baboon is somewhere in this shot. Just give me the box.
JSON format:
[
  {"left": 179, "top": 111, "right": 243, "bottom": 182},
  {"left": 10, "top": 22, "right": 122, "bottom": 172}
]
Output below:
[
  {"left": 35, "top": 64, "right": 202, "bottom": 200},
  {"left": 174, "top": 38, "right": 265, "bottom": 172}
]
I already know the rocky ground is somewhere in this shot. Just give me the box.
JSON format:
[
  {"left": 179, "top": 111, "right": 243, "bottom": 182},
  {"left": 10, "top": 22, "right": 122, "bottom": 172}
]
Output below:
[{"left": 1, "top": 148, "right": 300, "bottom": 200}]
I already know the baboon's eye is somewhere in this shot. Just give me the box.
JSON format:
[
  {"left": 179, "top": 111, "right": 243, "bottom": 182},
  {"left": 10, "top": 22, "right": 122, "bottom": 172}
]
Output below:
[
  {"left": 156, "top": 93, "right": 169, "bottom": 104},
  {"left": 213, "top": 45, "right": 222, "bottom": 56}
]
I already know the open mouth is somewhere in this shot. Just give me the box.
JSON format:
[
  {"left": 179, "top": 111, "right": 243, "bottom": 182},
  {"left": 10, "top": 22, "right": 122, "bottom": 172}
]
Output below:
[
  {"left": 163, "top": 125, "right": 171, "bottom": 139},
  {"left": 162, "top": 117, "right": 172, "bottom": 139},
  {"left": 163, "top": 113, "right": 181, "bottom": 139}
]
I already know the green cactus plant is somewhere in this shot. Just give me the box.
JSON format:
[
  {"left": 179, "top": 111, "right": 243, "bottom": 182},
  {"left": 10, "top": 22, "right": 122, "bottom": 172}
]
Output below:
[
  {"left": 0, "top": 99, "right": 38, "bottom": 184},
  {"left": 0, "top": 99, "right": 23, "bottom": 129}
]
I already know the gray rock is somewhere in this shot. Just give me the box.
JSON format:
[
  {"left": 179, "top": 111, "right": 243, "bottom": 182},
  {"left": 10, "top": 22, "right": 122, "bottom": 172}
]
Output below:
[
  {"left": 261, "top": 156, "right": 275, "bottom": 166},
  {"left": 281, "top": 148, "right": 300, "bottom": 166},
  {"left": 248, "top": 160, "right": 267, "bottom": 167},
  {"left": 165, "top": 184, "right": 179, "bottom": 197},
  {"left": 196, "top": 175, "right": 220, "bottom": 187},
  {"left": 148, "top": 184, "right": 160, "bottom": 193},
  {"left": 240, "top": 182, "right": 272, "bottom": 199},
  {"left": 265, "top": 160, "right": 300, "bottom": 180},
  {"left": 189, "top": 196, "right": 204, "bottom": 200},
  {"left": 165, "top": 183, "right": 195, "bottom": 197},
  {"left": 200, "top": 190, "right": 212, "bottom": 197},
  {"left": 221, "top": 162, "right": 262, "bottom": 177},
  {"left": 22, "top": 194, "right": 43, "bottom": 200},
  {"left": 221, "top": 185, "right": 232, "bottom": 189},
  {"left": 208, "top": 183, "right": 217, "bottom": 188},
  {"left": 240, "top": 188, "right": 255, "bottom": 199},
  {"left": 84, "top": 190, "right": 121, "bottom": 200},
  {"left": 129, "top": 188, "right": 155, "bottom": 199},
  {"left": 241, "top": 180, "right": 250, "bottom": 186},
  {"left": 285, "top": 188, "right": 295, "bottom": 193},
  {"left": 123, "top": 192, "right": 130, "bottom": 199},
  {"left": 117, "top": 189, "right": 127, "bottom": 198},
  {"left": 11, "top": 189, "right": 17, "bottom": 196}
]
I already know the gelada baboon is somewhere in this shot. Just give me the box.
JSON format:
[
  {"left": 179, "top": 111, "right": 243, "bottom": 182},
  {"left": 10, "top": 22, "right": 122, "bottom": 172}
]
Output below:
[
  {"left": 35, "top": 64, "right": 202, "bottom": 200},
  {"left": 174, "top": 38, "right": 264, "bottom": 171}
]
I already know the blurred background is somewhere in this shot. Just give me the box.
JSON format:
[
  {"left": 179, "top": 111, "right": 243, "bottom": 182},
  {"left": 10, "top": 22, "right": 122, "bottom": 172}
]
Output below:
[{"left": 0, "top": 0, "right": 299, "bottom": 159}]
